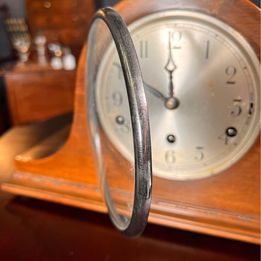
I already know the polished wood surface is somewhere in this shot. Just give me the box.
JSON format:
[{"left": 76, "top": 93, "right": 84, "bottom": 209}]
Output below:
[
  {"left": 4, "top": 63, "right": 76, "bottom": 125},
  {"left": 0, "top": 114, "right": 72, "bottom": 181},
  {"left": 1, "top": 0, "right": 260, "bottom": 244},
  {"left": 0, "top": 192, "right": 259, "bottom": 261}
]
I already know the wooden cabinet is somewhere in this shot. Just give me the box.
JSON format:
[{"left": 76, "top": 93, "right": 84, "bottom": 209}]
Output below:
[
  {"left": 4, "top": 63, "right": 76, "bottom": 125},
  {"left": 2, "top": 1, "right": 95, "bottom": 126},
  {"left": 26, "top": 0, "right": 96, "bottom": 57},
  {"left": 0, "top": 75, "right": 10, "bottom": 134}
]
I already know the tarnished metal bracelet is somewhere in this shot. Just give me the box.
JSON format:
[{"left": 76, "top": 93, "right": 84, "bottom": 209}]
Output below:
[{"left": 86, "top": 7, "right": 152, "bottom": 236}]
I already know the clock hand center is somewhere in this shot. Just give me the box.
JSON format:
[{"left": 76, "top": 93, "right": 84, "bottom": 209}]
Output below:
[
  {"left": 144, "top": 81, "right": 179, "bottom": 110},
  {"left": 165, "top": 96, "right": 180, "bottom": 110}
]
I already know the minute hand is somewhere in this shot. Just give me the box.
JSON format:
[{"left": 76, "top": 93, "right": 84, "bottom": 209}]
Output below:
[
  {"left": 165, "top": 31, "right": 177, "bottom": 97},
  {"left": 164, "top": 31, "right": 180, "bottom": 110}
]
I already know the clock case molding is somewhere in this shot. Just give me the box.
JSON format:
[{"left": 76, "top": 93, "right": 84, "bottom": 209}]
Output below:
[{"left": 1, "top": 0, "right": 260, "bottom": 244}]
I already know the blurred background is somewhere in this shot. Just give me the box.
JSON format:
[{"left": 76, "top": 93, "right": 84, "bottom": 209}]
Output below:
[{"left": 0, "top": 0, "right": 120, "bottom": 136}]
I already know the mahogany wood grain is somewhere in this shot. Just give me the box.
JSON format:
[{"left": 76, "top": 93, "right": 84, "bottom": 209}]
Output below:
[{"left": 1, "top": 0, "right": 260, "bottom": 244}]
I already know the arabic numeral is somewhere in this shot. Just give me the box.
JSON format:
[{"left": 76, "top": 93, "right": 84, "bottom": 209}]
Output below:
[
  {"left": 248, "top": 102, "right": 254, "bottom": 116},
  {"left": 119, "top": 123, "right": 130, "bottom": 133},
  {"left": 171, "top": 31, "right": 182, "bottom": 49},
  {"left": 113, "top": 62, "right": 123, "bottom": 79},
  {"left": 195, "top": 147, "right": 204, "bottom": 161},
  {"left": 226, "top": 66, "right": 237, "bottom": 84},
  {"left": 218, "top": 127, "right": 238, "bottom": 145},
  {"left": 112, "top": 91, "right": 123, "bottom": 106},
  {"left": 231, "top": 98, "right": 242, "bottom": 117},
  {"left": 218, "top": 133, "right": 229, "bottom": 145}
]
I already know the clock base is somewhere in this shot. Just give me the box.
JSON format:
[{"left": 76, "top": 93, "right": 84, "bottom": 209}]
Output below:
[{"left": 2, "top": 169, "right": 260, "bottom": 244}]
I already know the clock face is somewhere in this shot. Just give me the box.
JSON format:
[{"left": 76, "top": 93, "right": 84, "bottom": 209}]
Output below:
[{"left": 95, "top": 10, "right": 260, "bottom": 180}]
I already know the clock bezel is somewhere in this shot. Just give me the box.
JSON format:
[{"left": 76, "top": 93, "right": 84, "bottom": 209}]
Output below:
[{"left": 87, "top": 7, "right": 152, "bottom": 236}]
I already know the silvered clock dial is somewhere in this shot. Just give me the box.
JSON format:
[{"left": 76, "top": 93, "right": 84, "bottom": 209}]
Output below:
[{"left": 96, "top": 10, "right": 260, "bottom": 180}]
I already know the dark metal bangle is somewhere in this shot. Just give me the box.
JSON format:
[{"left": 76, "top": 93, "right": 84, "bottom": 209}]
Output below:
[{"left": 87, "top": 7, "right": 152, "bottom": 236}]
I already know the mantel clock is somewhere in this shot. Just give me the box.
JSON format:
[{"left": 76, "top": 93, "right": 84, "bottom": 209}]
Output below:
[{"left": 2, "top": 0, "right": 260, "bottom": 243}]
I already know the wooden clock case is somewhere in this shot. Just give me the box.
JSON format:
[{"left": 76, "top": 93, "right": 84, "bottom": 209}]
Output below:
[{"left": 1, "top": 0, "right": 260, "bottom": 244}]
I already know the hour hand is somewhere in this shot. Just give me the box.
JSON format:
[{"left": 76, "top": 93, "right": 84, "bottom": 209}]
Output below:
[{"left": 143, "top": 81, "right": 167, "bottom": 102}]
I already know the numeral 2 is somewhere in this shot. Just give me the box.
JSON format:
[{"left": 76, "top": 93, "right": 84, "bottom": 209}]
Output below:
[{"left": 226, "top": 66, "right": 237, "bottom": 84}]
